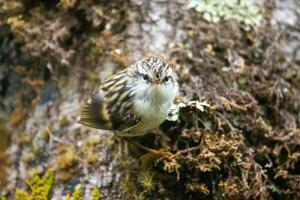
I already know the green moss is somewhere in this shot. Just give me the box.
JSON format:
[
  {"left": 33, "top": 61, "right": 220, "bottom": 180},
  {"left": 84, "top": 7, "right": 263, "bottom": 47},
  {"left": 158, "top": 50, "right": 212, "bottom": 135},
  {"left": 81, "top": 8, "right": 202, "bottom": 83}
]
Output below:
[
  {"left": 14, "top": 170, "right": 101, "bottom": 200},
  {"left": 65, "top": 193, "right": 71, "bottom": 200},
  {"left": 67, "top": 188, "right": 83, "bottom": 200},
  {"left": 14, "top": 169, "right": 54, "bottom": 200},
  {"left": 92, "top": 187, "right": 100, "bottom": 200},
  {"left": 138, "top": 172, "right": 155, "bottom": 192},
  {"left": 14, "top": 188, "right": 31, "bottom": 200},
  {"left": 27, "top": 169, "right": 54, "bottom": 200},
  {"left": 65, "top": 188, "right": 88, "bottom": 200}
]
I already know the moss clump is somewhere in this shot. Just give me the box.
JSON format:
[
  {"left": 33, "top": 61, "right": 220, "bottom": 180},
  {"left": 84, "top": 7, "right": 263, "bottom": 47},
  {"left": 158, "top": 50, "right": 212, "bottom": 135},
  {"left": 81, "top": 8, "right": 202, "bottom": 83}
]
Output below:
[
  {"left": 92, "top": 187, "right": 100, "bottom": 200},
  {"left": 27, "top": 169, "right": 54, "bottom": 200},
  {"left": 14, "top": 169, "right": 54, "bottom": 200},
  {"left": 66, "top": 188, "right": 83, "bottom": 200},
  {"left": 71, "top": 188, "right": 83, "bottom": 200},
  {"left": 14, "top": 189, "right": 31, "bottom": 200},
  {"left": 138, "top": 171, "right": 155, "bottom": 192}
]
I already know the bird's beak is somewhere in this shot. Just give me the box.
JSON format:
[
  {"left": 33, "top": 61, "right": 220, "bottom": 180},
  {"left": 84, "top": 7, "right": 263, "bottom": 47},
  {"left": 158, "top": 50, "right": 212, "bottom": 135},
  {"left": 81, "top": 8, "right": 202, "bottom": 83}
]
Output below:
[{"left": 151, "top": 80, "right": 160, "bottom": 85}]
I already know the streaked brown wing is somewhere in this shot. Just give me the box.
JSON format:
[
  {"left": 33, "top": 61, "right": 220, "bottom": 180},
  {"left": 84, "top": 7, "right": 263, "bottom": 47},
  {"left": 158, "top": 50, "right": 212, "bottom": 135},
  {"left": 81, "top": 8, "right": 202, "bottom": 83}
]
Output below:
[
  {"left": 80, "top": 71, "right": 141, "bottom": 132},
  {"left": 108, "top": 91, "right": 141, "bottom": 132},
  {"left": 80, "top": 89, "right": 113, "bottom": 130}
]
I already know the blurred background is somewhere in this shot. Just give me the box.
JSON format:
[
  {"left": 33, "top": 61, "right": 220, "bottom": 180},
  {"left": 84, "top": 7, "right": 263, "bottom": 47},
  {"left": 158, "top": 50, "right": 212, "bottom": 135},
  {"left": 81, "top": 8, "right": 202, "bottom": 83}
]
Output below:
[{"left": 0, "top": 0, "right": 299, "bottom": 199}]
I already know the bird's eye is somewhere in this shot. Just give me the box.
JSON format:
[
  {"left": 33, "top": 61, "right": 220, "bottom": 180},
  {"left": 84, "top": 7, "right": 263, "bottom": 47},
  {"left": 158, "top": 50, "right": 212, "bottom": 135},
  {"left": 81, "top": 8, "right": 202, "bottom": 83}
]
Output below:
[
  {"left": 142, "top": 74, "right": 149, "bottom": 81},
  {"left": 163, "top": 76, "right": 170, "bottom": 82}
]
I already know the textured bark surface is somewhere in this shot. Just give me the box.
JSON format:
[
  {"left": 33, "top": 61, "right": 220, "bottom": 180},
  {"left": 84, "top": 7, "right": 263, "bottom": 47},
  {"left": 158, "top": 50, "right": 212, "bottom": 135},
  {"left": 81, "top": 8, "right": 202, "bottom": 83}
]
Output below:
[{"left": 0, "top": 0, "right": 300, "bottom": 199}]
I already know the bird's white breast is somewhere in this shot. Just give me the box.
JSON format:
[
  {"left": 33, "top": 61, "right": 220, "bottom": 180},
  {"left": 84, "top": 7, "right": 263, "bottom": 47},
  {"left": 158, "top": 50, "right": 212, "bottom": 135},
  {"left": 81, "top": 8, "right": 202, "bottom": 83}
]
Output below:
[
  {"left": 128, "top": 83, "right": 178, "bottom": 135},
  {"left": 132, "top": 99, "right": 171, "bottom": 135}
]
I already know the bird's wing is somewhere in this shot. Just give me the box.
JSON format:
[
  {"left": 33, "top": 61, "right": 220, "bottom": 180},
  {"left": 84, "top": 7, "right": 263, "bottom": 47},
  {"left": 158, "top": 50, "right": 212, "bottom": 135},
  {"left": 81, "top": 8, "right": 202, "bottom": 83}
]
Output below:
[
  {"left": 80, "top": 89, "right": 114, "bottom": 130},
  {"left": 80, "top": 72, "right": 141, "bottom": 132}
]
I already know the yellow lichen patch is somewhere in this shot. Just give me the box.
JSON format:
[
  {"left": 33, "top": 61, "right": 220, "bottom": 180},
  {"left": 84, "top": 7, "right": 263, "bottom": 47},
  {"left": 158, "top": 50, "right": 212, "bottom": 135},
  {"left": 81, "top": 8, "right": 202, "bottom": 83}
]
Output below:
[
  {"left": 81, "top": 135, "right": 101, "bottom": 164},
  {"left": 92, "top": 187, "right": 100, "bottom": 200},
  {"left": 55, "top": 146, "right": 78, "bottom": 182},
  {"left": 14, "top": 169, "right": 54, "bottom": 200},
  {"left": 56, "top": 147, "right": 77, "bottom": 169}
]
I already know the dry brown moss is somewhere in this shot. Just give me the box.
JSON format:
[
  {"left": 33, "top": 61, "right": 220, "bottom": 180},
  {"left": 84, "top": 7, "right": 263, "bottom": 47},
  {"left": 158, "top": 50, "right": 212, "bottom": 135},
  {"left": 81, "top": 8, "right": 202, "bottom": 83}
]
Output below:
[{"left": 117, "top": 16, "right": 300, "bottom": 200}]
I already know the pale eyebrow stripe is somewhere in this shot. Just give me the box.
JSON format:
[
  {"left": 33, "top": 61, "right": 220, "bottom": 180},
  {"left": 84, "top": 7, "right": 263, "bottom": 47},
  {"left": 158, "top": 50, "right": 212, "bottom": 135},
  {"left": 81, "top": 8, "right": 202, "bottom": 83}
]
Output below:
[{"left": 134, "top": 70, "right": 147, "bottom": 78}]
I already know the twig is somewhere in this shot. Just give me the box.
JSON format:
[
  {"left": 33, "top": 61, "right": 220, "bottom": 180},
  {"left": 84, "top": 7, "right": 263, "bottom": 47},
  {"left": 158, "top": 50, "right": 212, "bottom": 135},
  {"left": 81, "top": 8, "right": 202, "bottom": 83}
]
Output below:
[
  {"left": 48, "top": 131, "right": 65, "bottom": 144},
  {"left": 121, "top": 136, "right": 155, "bottom": 153}
]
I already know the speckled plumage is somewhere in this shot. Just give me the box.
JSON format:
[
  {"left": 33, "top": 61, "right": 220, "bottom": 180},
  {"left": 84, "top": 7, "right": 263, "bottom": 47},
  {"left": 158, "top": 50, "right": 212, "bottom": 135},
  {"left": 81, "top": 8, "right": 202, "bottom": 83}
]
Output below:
[{"left": 80, "top": 57, "right": 178, "bottom": 136}]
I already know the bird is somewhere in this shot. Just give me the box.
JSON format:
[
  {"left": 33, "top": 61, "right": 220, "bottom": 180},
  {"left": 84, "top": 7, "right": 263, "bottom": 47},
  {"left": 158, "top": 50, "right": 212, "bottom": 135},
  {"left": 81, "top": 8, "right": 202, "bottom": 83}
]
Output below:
[{"left": 80, "top": 57, "right": 179, "bottom": 138}]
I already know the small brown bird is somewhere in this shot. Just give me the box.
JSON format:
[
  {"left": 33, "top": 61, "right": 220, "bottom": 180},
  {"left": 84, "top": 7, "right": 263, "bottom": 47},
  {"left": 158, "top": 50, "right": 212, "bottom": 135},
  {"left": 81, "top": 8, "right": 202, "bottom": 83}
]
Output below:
[{"left": 80, "top": 57, "right": 179, "bottom": 137}]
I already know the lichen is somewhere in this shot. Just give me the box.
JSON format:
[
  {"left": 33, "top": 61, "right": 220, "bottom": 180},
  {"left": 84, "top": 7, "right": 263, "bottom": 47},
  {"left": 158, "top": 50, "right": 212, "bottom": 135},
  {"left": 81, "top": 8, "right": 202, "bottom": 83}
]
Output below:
[{"left": 188, "top": 0, "right": 263, "bottom": 31}]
